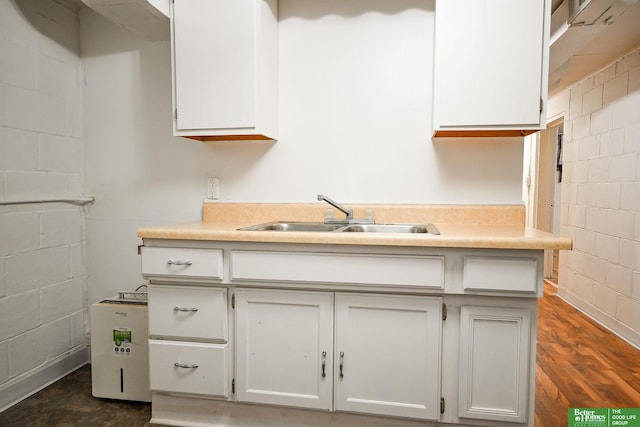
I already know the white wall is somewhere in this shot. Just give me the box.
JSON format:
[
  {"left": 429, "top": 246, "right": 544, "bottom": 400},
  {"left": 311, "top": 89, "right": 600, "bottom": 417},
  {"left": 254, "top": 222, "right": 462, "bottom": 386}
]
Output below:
[
  {"left": 557, "top": 46, "right": 640, "bottom": 347},
  {"left": 81, "top": 9, "right": 229, "bottom": 304},
  {"left": 81, "top": 1, "right": 525, "bottom": 301},
  {"left": 0, "top": 0, "right": 87, "bottom": 403}
]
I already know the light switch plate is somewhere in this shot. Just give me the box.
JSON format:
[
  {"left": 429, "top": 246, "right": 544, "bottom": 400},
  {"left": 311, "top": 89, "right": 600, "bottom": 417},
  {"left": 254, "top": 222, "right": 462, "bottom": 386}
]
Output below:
[{"left": 207, "top": 177, "right": 220, "bottom": 199}]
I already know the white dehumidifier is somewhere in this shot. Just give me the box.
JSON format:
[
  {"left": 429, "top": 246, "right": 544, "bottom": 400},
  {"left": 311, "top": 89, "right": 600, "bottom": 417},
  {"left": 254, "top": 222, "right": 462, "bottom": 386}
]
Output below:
[{"left": 90, "top": 291, "right": 151, "bottom": 402}]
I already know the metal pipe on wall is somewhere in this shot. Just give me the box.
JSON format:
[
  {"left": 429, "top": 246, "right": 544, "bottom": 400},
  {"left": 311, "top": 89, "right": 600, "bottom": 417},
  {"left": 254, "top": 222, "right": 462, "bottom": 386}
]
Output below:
[{"left": 0, "top": 196, "right": 95, "bottom": 206}]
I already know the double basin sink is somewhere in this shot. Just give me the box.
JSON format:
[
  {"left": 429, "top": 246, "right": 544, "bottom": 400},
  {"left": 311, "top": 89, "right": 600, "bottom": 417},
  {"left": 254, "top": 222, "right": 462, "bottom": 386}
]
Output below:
[{"left": 239, "top": 221, "right": 440, "bottom": 235}]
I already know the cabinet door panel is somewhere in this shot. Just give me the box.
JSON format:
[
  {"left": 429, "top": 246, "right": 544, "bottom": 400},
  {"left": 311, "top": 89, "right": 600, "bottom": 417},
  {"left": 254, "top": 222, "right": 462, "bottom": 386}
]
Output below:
[
  {"left": 334, "top": 294, "right": 442, "bottom": 420},
  {"left": 235, "top": 289, "right": 333, "bottom": 410},
  {"left": 434, "top": 0, "right": 545, "bottom": 128},
  {"left": 173, "top": 0, "right": 256, "bottom": 131},
  {"left": 459, "top": 306, "right": 531, "bottom": 423}
]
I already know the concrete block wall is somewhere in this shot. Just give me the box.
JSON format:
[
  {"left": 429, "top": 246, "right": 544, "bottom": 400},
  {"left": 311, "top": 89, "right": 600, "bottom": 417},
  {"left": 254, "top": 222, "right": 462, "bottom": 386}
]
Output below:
[
  {"left": 559, "top": 46, "right": 640, "bottom": 347},
  {"left": 0, "top": 0, "right": 87, "bottom": 398}
]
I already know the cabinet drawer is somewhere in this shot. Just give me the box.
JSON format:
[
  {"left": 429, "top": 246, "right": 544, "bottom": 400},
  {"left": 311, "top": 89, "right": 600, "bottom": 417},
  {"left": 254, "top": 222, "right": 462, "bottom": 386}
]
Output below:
[
  {"left": 149, "top": 340, "right": 228, "bottom": 398},
  {"left": 148, "top": 285, "right": 228, "bottom": 340},
  {"left": 463, "top": 256, "right": 538, "bottom": 293},
  {"left": 231, "top": 251, "right": 444, "bottom": 288},
  {"left": 141, "top": 247, "right": 223, "bottom": 280}
]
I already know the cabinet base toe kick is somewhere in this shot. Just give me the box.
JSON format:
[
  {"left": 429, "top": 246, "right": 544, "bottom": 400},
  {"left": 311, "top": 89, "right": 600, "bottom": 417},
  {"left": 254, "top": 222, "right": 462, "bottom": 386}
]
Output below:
[{"left": 151, "top": 394, "right": 531, "bottom": 427}]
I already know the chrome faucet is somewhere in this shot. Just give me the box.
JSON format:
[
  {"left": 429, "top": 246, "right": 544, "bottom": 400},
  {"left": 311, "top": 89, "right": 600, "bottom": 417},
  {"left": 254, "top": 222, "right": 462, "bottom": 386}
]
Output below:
[
  {"left": 317, "top": 194, "right": 353, "bottom": 220},
  {"left": 317, "top": 194, "right": 374, "bottom": 224}
]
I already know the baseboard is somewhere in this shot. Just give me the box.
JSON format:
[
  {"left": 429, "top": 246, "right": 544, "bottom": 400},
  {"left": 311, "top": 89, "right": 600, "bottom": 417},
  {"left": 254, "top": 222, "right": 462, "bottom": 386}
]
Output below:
[
  {"left": 0, "top": 347, "right": 90, "bottom": 413},
  {"left": 557, "top": 289, "right": 640, "bottom": 350}
]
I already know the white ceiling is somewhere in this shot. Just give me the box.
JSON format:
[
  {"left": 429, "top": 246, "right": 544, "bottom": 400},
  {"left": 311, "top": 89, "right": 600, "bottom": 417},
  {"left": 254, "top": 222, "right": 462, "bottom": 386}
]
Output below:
[
  {"left": 53, "top": 0, "right": 84, "bottom": 11},
  {"left": 548, "top": 0, "right": 640, "bottom": 95}
]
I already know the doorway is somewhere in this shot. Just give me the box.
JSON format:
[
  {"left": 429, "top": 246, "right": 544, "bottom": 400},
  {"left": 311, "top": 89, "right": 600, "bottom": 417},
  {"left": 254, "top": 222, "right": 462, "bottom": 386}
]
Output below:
[{"left": 523, "top": 118, "right": 563, "bottom": 284}]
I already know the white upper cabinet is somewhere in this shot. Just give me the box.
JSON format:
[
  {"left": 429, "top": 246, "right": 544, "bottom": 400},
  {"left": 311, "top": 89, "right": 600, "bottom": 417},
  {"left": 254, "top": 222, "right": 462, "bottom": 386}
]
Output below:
[
  {"left": 432, "top": 0, "right": 550, "bottom": 138},
  {"left": 171, "top": 0, "right": 278, "bottom": 141}
]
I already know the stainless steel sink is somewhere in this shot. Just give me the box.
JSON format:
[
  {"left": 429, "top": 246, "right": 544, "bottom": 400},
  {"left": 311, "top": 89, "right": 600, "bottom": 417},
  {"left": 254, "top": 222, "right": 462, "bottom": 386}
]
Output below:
[
  {"left": 238, "top": 221, "right": 345, "bottom": 232},
  {"left": 339, "top": 224, "right": 440, "bottom": 234},
  {"left": 238, "top": 221, "right": 440, "bottom": 235}
]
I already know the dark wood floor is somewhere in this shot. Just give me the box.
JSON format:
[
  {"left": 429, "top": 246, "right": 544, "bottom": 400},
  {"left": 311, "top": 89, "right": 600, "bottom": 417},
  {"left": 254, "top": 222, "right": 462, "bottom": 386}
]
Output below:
[
  {"left": 535, "top": 283, "right": 640, "bottom": 426},
  {"left": 1, "top": 285, "right": 639, "bottom": 426}
]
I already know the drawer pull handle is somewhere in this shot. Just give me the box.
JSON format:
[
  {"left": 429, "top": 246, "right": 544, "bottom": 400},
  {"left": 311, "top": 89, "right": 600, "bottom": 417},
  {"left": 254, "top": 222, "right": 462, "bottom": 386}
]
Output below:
[
  {"left": 339, "top": 351, "right": 344, "bottom": 378},
  {"left": 321, "top": 351, "right": 327, "bottom": 378},
  {"left": 167, "top": 260, "right": 192, "bottom": 266},
  {"left": 174, "top": 362, "right": 198, "bottom": 369},
  {"left": 173, "top": 306, "right": 198, "bottom": 312}
]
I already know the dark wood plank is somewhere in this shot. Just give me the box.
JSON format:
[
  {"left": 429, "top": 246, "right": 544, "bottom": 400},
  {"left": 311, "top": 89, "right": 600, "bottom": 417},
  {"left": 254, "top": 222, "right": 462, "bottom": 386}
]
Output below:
[{"left": 535, "top": 283, "right": 640, "bottom": 426}]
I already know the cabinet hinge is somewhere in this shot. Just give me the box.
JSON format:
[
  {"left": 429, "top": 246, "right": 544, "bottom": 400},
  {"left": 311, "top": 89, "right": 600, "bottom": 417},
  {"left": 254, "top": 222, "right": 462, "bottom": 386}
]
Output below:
[
  {"left": 232, "top": 379, "right": 235, "bottom": 394},
  {"left": 442, "top": 303, "right": 447, "bottom": 321},
  {"left": 174, "top": 109, "right": 177, "bottom": 120},
  {"left": 540, "top": 97, "right": 543, "bottom": 114},
  {"left": 440, "top": 397, "right": 445, "bottom": 414},
  {"left": 232, "top": 294, "right": 235, "bottom": 309}
]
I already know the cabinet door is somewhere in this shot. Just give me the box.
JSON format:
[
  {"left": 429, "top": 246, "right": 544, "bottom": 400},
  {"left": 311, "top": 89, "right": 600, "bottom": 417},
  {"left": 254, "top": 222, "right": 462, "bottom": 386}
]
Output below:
[
  {"left": 235, "top": 289, "right": 333, "bottom": 410},
  {"left": 458, "top": 306, "right": 531, "bottom": 423},
  {"left": 334, "top": 293, "right": 442, "bottom": 420},
  {"left": 173, "top": 0, "right": 256, "bottom": 131},
  {"left": 171, "top": 0, "right": 277, "bottom": 140},
  {"left": 433, "top": 0, "right": 548, "bottom": 131}
]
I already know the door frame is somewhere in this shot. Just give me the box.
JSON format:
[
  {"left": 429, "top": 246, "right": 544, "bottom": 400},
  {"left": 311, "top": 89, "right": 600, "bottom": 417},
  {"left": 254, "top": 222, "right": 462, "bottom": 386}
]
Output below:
[{"left": 524, "top": 116, "right": 564, "bottom": 279}]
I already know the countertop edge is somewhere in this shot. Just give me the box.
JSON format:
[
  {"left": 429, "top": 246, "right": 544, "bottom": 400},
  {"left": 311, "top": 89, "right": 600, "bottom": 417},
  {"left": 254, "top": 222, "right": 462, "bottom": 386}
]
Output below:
[{"left": 137, "top": 226, "right": 573, "bottom": 251}]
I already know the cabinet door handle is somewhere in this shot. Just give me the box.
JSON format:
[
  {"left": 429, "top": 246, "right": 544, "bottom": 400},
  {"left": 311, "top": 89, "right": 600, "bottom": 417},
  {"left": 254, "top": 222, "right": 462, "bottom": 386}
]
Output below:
[
  {"left": 167, "top": 260, "right": 192, "bottom": 266},
  {"left": 174, "top": 362, "right": 198, "bottom": 369},
  {"left": 339, "top": 351, "right": 344, "bottom": 378},
  {"left": 321, "top": 351, "right": 327, "bottom": 378},
  {"left": 173, "top": 306, "right": 198, "bottom": 312}
]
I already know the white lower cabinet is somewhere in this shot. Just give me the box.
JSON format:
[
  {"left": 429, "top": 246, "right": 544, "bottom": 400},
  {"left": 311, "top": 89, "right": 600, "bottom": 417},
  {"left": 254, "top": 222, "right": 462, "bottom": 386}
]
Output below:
[
  {"left": 143, "top": 241, "right": 543, "bottom": 427},
  {"left": 458, "top": 305, "right": 532, "bottom": 423},
  {"left": 334, "top": 293, "right": 442, "bottom": 420},
  {"left": 235, "top": 289, "right": 334, "bottom": 410},
  {"left": 235, "top": 288, "right": 442, "bottom": 420},
  {"left": 147, "top": 284, "right": 231, "bottom": 402}
]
